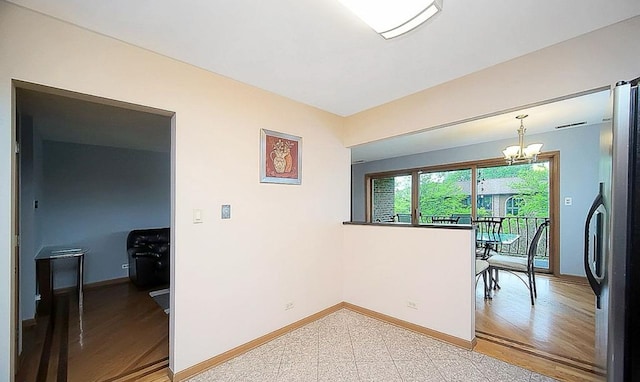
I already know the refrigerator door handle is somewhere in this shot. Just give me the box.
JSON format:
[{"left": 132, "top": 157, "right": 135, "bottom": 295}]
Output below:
[{"left": 584, "top": 183, "right": 605, "bottom": 308}]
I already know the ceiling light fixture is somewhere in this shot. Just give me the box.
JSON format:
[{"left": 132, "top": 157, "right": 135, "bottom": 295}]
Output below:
[
  {"left": 502, "top": 115, "right": 544, "bottom": 165},
  {"left": 338, "top": 0, "right": 443, "bottom": 39}
]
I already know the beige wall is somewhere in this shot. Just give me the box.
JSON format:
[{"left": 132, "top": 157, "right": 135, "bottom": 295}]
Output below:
[
  {"left": 0, "top": 1, "right": 349, "bottom": 376},
  {"left": 2, "top": 2, "right": 639, "bottom": 380},
  {"left": 344, "top": 15, "right": 640, "bottom": 147},
  {"left": 343, "top": 225, "right": 476, "bottom": 342}
]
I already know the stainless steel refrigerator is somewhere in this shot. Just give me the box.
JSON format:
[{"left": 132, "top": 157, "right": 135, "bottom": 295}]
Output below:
[{"left": 584, "top": 78, "right": 639, "bottom": 381}]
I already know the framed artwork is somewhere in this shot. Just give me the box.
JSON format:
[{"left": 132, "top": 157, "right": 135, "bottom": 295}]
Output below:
[{"left": 260, "top": 129, "right": 302, "bottom": 185}]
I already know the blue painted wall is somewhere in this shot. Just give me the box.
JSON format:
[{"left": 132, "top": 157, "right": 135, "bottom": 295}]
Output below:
[
  {"left": 351, "top": 124, "right": 603, "bottom": 276},
  {"left": 20, "top": 139, "right": 170, "bottom": 320},
  {"left": 40, "top": 141, "right": 171, "bottom": 289}
]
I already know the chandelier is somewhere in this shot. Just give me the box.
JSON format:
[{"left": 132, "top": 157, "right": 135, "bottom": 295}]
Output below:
[{"left": 502, "top": 115, "right": 543, "bottom": 165}]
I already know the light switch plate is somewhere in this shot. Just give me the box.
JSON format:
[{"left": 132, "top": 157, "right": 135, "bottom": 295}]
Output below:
[
  {"left": 193, "top": 209, "right": 203, "bottom": 224},
  {"left": 221, "top": 204, "right": 231, "bottom": 219}
]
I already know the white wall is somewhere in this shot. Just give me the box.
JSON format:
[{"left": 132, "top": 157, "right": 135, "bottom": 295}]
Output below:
[
  {"left": 343, "top": 224, "right": 476, "bottom": 342},
  {"left": 343, "top": 16, "right": 640, "bottom": 147},
  {"left": 0, "top": 2, "right": 350, "bottom": 377},
  {"left": 351, "top": 125, "right": 602, "bottom": 276}
]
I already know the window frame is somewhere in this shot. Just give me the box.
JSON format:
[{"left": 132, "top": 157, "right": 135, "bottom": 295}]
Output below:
[{"left": 363, "top": 151, "right": 560, "bottom": 275}]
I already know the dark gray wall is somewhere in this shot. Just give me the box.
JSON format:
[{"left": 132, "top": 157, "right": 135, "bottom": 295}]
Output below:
[
  {"left": 351, "top": 124, "right": 603, "bottom": 276},
  {"left": 18, "top": 115, "right": 43, "bottom": 333},
  {"left": 19, "top": 117, "right": 45, "bottom": 322},
  {"left": 40, "top": 141, "right": 170, "bottom": 290}
]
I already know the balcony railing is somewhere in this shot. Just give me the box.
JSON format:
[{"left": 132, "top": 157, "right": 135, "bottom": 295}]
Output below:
[
  {"left": 498, "top": 216, "right": 550, "bottom": 261},
  {"left": 421, "top": 215, "right": 550, "bottom": 267}
]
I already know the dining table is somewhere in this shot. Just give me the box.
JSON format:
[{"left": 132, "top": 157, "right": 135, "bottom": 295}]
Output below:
[
  {"left": 476, "top": 231, "right": 520, "bottom": 259},
  {"left": 476, "top": 232, "right": 520, "bottom": 246}
]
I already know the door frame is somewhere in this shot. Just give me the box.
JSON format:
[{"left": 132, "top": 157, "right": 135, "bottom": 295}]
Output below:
[
  {"left": 10, "top": 80, "right": 176, "bottom": 380},
  {"left": 474, "top": 152, "right": 560, "bottom": 275},
  {"left": 10, "top": 80, "right": 19, "bottom": 381}
]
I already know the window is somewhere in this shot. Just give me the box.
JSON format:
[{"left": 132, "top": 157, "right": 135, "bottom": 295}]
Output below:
[
  {"left": 505, "top": 196, "right": 524, "bottom": 216},
  {"left": 366, "top": 159, "right": 551, "bottom": 223},
  {"left": 478, "top": 162, "right": 549, "bottom": 217},
  {"left": 418, "top": 169, "right": 471, "bottom": 224},
  {"left": 371, "top": 174, "right": 412, "bottom": 223},
  {"left": 364, "top": 155, "right": 555, "bottom": 273}
]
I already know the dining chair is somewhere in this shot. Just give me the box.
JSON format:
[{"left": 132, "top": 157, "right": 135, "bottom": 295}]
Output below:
[
  {"left": 432, "top": 216, "right": 461, "bottom": 224},
  {"left": 476, "top": 259, "right": 490, "bottom": 299},
  {"left": 473, "top": 217, "right": 505, "bottom": 259},
  {"left": 487, "top": 219, "right": 550, "bottom": 305}
]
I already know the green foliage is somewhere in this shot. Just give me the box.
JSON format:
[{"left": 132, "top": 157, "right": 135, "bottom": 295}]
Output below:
[
  {"left": 512, "top": 165, "right": 549, "bottom": 217},
  {"left": 445, "top": 169, "right": 471, "bottom": 181},
  {"left": 389, "top": 163, "right": 549, "bottom": 220},
  {"left": 478, "top": 165, "right": 526, "bottom": 180},
  {"left": 391, "top": 175, "right": 412, "bottom": 214},
  {"left": 394, "top": 182, "right": 412, "bottom": 214},
  {"left": 418, "top": 171, "right": 470, "bottom": 218},
  {"left": 479, "top": 163, "right": 549, "bottom": 217}
]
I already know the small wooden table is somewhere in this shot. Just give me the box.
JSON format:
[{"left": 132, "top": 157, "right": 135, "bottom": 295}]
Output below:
[{"left": 36, "top": 247, "right": 86, "bottom": 315}]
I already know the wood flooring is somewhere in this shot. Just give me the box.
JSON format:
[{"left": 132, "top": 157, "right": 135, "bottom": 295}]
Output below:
[
  {"left": 17, "top": 282, "right": 170, "bottom": 382},
  {"left": 475, "top": 272, "right": 605, "bottom": 381}
]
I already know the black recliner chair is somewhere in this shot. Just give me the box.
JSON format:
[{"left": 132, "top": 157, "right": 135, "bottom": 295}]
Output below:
[{"left": 127, "top": 227, "right": 170, "bottom": 287}]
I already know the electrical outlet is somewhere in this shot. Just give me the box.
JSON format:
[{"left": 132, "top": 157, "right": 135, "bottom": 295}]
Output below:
[
  {"left": 407, "top": 300, "right": 418, "bottom": 310},
  {"left": 285, "top": 301, "right": 295, "bottom": 310},
  {"left": 35, "top": 294, "right": 41, "bottom": 301},
  {"left": 121, "top": 263, "right": 129, "bottom": 269}
]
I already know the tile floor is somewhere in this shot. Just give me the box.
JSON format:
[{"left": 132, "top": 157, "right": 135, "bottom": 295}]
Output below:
[{"left": 187, "top": 309, "right": 557, "bottom": 382}]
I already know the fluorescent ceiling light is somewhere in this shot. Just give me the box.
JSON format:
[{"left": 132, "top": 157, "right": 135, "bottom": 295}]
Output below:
[{"left": 339, "top": 0, "right": 442, "bottom": 39}]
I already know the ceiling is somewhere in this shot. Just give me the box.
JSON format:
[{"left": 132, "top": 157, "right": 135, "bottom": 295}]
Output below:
[
  {"left": 8, "top": 0, "right": 640, "bottom": 117},
  {"left": 8, "top": 1, "right": 638, "bottom": 161},
  {"left": 17, "top": 89, "right": 171, "bottom": 152}
]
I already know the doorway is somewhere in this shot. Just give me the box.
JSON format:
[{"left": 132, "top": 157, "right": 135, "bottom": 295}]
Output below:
[
  {"left": 473, "top": 131, "right": 604, "bottom": 379},
  {"left": 475, "top": 160, "right": 552, "bottom": 273},
  {"left": 12, "top": 82, "right": 175, "bottom": 381}
]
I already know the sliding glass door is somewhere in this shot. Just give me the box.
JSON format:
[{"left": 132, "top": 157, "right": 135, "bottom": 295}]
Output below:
[
  {"left": 366, "top": 153, "right": 557, "bottom": 274},
  {"left": 476, "top": 161, "right": 550, "bottom": 271}
]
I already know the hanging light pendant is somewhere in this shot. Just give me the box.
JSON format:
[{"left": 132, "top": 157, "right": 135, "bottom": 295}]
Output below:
[{"left": 502, "top": 115, "right": 543, "bottom": 165}]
